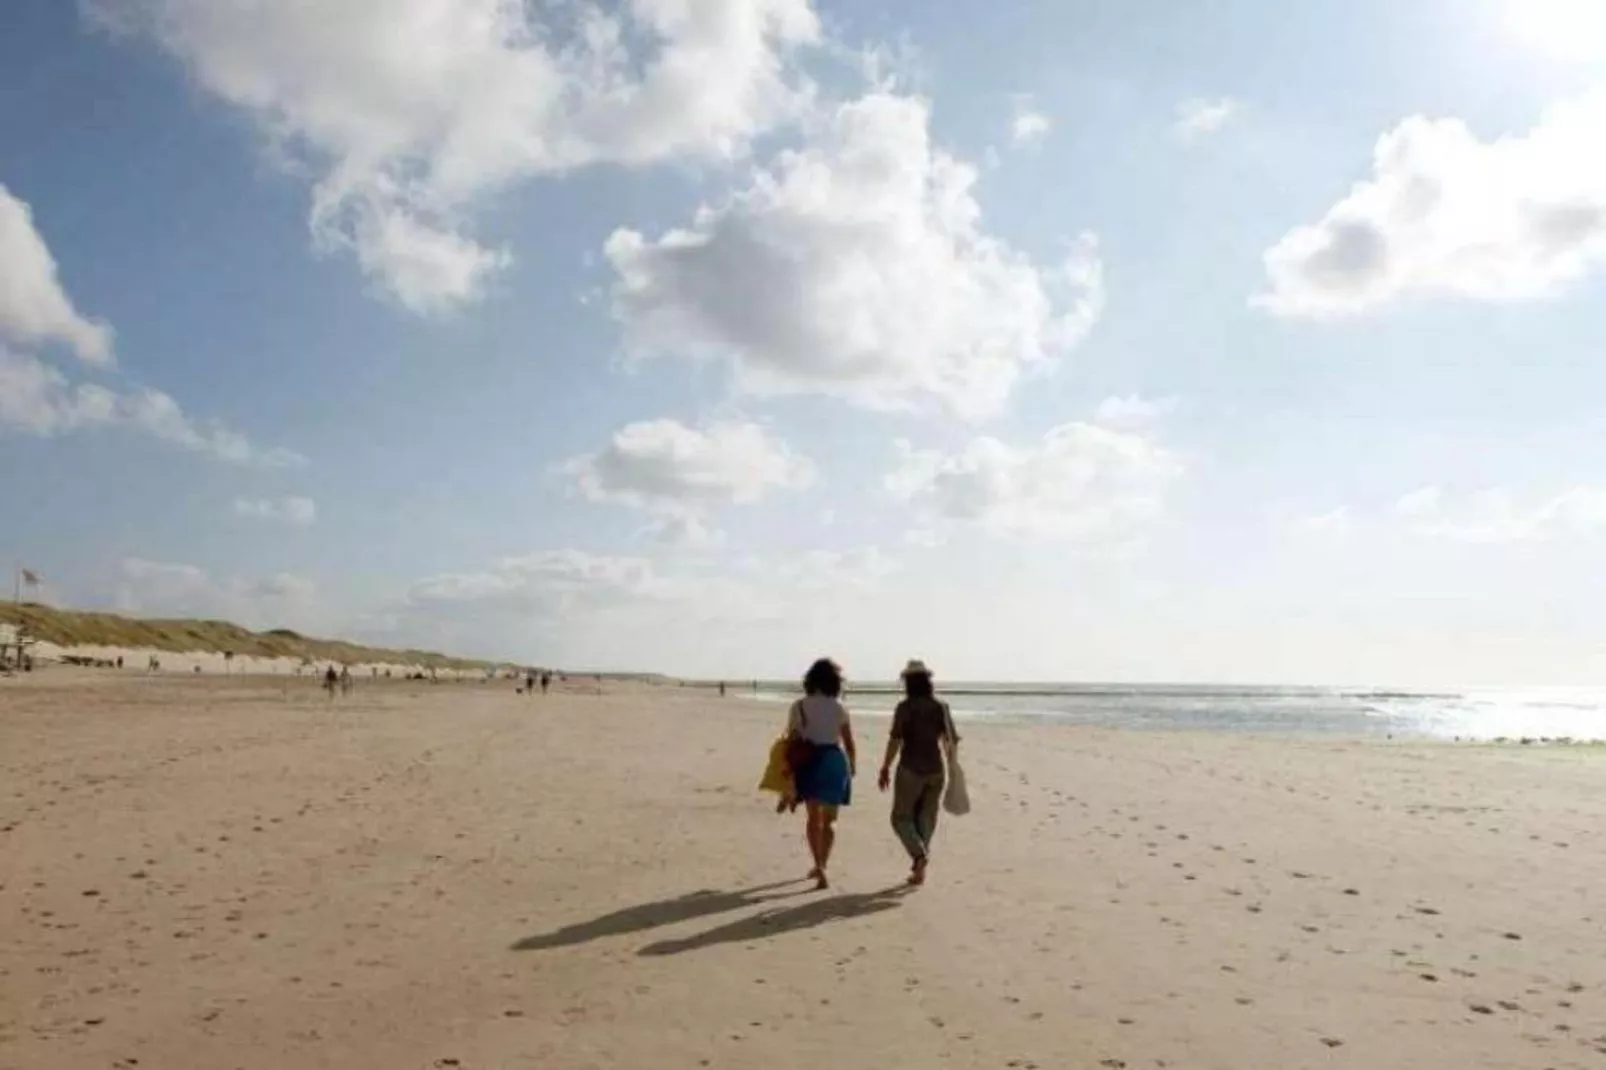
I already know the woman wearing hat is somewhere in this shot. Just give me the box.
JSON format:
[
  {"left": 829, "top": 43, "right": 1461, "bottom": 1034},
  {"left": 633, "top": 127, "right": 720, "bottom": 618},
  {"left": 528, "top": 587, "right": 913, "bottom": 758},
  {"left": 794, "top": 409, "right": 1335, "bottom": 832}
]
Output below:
[
  {"left": 787, "top": 658, "right": 858, "bottom": 890},
  {"left": 877, "top": 659, "right": 959, "bottom": 886}
]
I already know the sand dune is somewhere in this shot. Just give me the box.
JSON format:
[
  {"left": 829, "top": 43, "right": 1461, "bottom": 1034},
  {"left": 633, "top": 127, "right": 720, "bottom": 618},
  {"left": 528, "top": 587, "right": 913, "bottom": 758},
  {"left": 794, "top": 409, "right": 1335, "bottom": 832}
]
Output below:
[{"left": 3, "top": 672, "right": 1605, "bottom": 1069}]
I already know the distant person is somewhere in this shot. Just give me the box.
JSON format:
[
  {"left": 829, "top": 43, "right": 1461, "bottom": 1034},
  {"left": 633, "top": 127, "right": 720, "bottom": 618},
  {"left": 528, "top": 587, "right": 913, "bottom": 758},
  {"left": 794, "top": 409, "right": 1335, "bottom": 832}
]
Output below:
[
  {"left": 540, "top": 671, "right": 551, "bottom": 695},
  {"left": 323, "top": 664, "right": 338, "bottom": 700},
  {"left": 526, "top": 671, "right": 536, "bottom": 696},
  {"left": 786, "top": 658, "right": 857, "bottom": 890},
  {"left": 878, "top": 659, "right": 959, "bottom": 887},
  {"left": 116, "top": 655, "right": 123, "bottom": 670},
  {"left": 719, "top": 681, "right": 727, "bottom": 698},
  {"left": 339, "top": 665, "right": 353, "bottom": 695}
]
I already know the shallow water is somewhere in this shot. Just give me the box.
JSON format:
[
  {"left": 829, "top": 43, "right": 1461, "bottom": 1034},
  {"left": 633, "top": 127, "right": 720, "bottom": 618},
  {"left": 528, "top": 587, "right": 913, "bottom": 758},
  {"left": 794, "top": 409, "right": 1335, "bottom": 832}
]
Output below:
[{"left": 750, "top": 683, "right": 1606, "bottom": 741}]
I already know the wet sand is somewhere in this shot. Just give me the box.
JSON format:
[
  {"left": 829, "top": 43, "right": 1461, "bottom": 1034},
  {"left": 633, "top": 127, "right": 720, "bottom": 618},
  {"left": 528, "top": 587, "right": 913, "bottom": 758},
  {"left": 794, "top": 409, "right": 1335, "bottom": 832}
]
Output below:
[{"left": 3, "top": 671, "right": 1605, "bottom": 1069}]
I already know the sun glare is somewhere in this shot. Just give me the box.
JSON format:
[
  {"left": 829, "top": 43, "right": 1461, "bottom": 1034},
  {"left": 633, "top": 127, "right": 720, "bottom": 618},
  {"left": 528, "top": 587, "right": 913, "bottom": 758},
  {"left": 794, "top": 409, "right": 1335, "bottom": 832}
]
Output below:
[{"left": 1503, "top": 0, "right": 1606, "bottom": 63}]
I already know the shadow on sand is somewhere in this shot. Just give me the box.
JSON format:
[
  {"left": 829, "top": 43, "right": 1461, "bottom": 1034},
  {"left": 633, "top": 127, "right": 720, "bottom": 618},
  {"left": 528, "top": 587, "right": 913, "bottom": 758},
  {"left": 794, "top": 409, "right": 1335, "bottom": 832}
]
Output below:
[
  {"left": 510, "top": 879, "right": 814, "bottom": 951},
  {"left": 635, "top": 885, "right": 911, "bottom": 956}
]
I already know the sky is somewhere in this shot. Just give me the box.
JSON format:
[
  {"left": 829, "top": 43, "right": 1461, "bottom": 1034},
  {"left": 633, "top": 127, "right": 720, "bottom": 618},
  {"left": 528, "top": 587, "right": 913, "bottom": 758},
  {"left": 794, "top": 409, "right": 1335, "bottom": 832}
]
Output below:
[{"left": 4, "top": 0, "right": 1606, "bottom": 685}]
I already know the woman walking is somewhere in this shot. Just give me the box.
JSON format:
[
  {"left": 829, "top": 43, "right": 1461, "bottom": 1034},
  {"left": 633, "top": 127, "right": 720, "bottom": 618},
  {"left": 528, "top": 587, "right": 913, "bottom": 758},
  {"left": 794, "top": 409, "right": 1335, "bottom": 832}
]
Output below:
[
  {"left": 787, "top": 658, "right": 857, "bottom": 890},
  {"left": 878, "top": 659, "right": 959, "bottom": 886}
]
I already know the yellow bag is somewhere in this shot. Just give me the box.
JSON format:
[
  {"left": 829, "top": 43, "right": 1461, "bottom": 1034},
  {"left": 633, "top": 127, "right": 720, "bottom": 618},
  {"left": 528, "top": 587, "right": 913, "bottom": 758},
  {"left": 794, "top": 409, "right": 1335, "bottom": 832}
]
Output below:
[{"left": 758, "top": 736, "right": 791, "bottom": 794}]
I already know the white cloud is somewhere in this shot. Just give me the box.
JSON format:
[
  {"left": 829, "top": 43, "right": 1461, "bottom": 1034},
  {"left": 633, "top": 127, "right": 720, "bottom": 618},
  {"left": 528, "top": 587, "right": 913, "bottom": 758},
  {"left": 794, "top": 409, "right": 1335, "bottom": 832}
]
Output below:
[
  {"left": 90, "top": 0, "right": 822, "bottom": 313},
  {"left": 379, "top": 542, "right": 907, "bottom": 671},
  {"left": 886, "top": 413, "right": 1183, "bottom": 540},
  {"left": 1094, "top": 394, "right": 1177, "bottom": 427},
  {"left": 0, "top": 347, "right": 304, "bottom": 467},
  {"left": 401, "top": 543, "right": 895, "bottom": 633},
  {"left": 1394, "top": 485, "right": 1606, "bottom": 543},
  {"left": 604, "top": 91, "right": 1104, "bottom": 421},
  {"left": 1289, "top": 506, "right": 1354, "bottom": 539},
  {"left": 1257, "top": 90, "right": 1606, "bottom": 318},
  {"left": 562, "top": 418, "right": 814, "bottom": 519},
  {"left": 643, "top": 513, "right": 728, "bottom": 550},
  {"left": 117, "top": 558, "right": 318, "bottom": 628},
  {"left": 1173, "top": 97, "right": 1240, "bottom": 144},
  {"left": 1010, "top": 96, "right": 1051, "bottom": 145},
  {"left": 337, "top": 205, "right": 514, "bottom": 314},
  {"left": 234, "top": 496, "right": 317, "bottom": 526},
  {"left": 0, "top": 185, "right": 113, "bottom": 364},
  {"left": 399, "top": 550, "right": 772, "bottom": 651}
]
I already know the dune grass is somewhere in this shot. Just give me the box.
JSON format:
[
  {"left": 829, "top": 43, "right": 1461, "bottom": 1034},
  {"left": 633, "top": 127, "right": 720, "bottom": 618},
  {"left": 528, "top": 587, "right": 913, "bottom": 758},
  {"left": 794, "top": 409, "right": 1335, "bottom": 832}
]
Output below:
[{"left": 0, "top": 603, "right": 494, "bottom": 671}]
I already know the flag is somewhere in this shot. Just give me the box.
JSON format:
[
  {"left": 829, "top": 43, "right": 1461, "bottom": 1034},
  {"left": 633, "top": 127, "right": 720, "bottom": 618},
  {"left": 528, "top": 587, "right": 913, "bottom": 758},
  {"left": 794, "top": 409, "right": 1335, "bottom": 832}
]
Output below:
[{"left": 20, "top": 569, "right": 40, "bottom": 587}]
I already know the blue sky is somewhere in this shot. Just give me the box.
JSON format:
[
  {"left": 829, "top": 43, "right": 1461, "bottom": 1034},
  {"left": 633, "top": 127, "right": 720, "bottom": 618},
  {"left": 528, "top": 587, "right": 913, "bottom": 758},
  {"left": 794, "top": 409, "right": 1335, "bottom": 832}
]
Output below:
[{"left": 4, "top": 0, "right": 1606, "bottom": 684}]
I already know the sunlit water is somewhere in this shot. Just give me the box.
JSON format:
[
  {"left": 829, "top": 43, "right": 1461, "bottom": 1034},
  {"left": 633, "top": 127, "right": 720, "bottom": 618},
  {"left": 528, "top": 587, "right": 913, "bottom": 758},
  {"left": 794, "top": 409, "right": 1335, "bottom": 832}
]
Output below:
[{"left": 746, "top": 684, "right": 1606, "bottom": 741}]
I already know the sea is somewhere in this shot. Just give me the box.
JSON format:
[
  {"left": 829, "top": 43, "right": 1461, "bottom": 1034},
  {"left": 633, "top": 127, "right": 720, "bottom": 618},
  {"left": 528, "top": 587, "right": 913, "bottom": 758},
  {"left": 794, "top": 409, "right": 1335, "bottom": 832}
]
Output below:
[{"left": 746, "top": 683, "right": 1606, "bottom": 742}]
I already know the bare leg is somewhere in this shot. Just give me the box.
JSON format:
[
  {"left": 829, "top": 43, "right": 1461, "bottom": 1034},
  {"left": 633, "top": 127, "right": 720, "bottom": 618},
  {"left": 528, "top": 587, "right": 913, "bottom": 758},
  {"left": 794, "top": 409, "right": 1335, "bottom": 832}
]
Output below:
[
  {"left": 819, "top": 808, "right": 838, "bottom": 878},
  {"left": 804, "top": 803, "right": 824, "bottom": 882}
]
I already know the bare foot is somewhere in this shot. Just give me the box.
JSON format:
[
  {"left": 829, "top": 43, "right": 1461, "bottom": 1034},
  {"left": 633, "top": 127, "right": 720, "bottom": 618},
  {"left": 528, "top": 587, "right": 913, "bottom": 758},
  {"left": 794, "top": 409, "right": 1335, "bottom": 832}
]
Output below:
[
  {"left": 815, "top": 872, "right": 830, "bottom": 890},
  {"left": 907, "top": 857, "right": 928, "bottom": 886},
  {"left": 807, "top": 866, "right": 821, "bottom": 879}
]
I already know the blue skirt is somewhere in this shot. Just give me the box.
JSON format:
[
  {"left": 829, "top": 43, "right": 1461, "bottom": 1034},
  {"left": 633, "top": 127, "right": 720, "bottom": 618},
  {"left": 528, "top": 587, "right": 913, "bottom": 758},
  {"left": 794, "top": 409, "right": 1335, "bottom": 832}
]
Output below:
[{"left": 797, "top": 744, "right": 852, "bottom": 807}]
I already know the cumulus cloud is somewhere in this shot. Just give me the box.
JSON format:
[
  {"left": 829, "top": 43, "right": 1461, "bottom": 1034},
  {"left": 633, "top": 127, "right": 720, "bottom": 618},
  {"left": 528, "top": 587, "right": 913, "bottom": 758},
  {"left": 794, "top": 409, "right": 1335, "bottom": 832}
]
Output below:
[
  {"left": 234, "top": 496, "right": 317, "bottom": 526},
  {"left": 1394, "top": 485, "right": 1606, "bottom": 543},
  {"left": 1010, "top": 96, "right": 1051, "bottom": 145},
  {"left": 1257, "top": 91, "right": 1606, "bottom": 318},
  {"left": 0, "top": 185, "right": 113, "bottom": 364},
  {"left": 1173, "top": 97, "right": 1240, "bottom": 144},
  {"left": 562, "top": 418, "right": 814, "bottom": 521},
  {"left": 0, "top": 347, "right": 304, "bottom": 467},
  {"left": 117, "top": 557, "right": 318, "bottom": 627},
  {"left": 886, "top": 409, "right": 1183, "bottom": 540},
  {"left": 605, "top": 91, "right": 1104, "bottom": 420},
  {"left": 89, "top": 0, "right": 822, "bottom": 312}
]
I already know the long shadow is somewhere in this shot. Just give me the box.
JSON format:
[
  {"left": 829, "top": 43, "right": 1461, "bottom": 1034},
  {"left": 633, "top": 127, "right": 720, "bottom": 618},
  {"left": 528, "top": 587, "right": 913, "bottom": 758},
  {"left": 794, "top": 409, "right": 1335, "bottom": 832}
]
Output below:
[
  {"left": 511, "top": 879, "right": 812, "bottom": 951},
  {"left": 636, "top": 885, "right": 911, "bottom": 956}
]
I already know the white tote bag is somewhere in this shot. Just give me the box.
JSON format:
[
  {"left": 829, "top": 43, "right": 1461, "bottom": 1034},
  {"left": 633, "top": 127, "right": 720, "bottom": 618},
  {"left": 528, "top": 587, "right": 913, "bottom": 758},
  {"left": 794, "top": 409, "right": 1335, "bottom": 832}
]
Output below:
[{"left": 941, "top": 703, "right": 970, "bottom": 816}]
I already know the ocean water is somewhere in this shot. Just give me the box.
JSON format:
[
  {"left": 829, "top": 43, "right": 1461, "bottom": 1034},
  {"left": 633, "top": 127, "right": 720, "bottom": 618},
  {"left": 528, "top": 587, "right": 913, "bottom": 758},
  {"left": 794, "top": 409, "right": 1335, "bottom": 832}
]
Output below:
[{"left": 749, "top": 684, "right": 1606, "bottom": 742}]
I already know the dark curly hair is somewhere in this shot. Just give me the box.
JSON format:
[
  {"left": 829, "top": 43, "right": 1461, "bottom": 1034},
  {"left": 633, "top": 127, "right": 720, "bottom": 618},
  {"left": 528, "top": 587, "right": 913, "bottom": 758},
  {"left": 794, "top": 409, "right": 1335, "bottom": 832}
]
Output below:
[{"left": 802, "top": 657, "right": 843, "bottom": 698}]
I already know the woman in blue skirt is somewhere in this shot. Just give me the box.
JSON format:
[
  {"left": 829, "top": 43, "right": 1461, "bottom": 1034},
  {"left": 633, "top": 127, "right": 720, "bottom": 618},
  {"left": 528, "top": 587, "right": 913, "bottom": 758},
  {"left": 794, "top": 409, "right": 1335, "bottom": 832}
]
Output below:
[{"left": 787, "top": 658, "right": 858, "bottom": 889}]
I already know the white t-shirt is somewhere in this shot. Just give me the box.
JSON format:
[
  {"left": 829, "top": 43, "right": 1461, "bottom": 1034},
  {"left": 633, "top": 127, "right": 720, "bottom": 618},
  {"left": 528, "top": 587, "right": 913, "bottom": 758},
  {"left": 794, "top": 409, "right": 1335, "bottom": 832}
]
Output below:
[{"left": 788, "top": 694, "right": 847, "bottom": 745}]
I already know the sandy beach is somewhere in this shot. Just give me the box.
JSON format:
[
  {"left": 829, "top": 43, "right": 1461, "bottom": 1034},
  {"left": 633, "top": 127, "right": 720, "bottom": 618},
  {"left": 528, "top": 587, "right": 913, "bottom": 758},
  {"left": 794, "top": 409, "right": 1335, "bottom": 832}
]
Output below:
[{"left": 4, "top": 671, "right": 1606, "bottom": 1069}]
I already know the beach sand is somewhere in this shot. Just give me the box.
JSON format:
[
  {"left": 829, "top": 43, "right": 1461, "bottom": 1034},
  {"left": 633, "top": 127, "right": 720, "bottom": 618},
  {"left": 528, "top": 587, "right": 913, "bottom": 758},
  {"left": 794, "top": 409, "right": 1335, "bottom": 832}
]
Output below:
[{"left": 3, "top": 671, "right": 1605, "bottom": 1069}]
